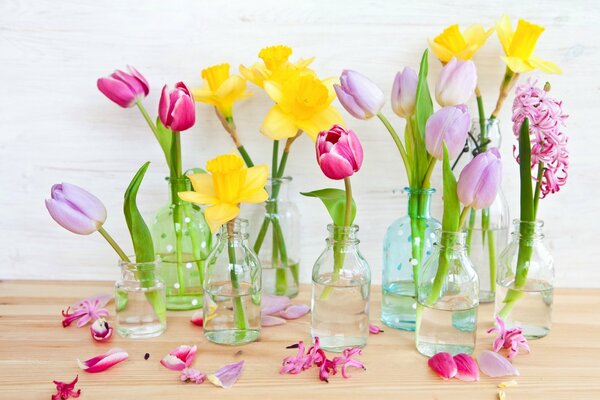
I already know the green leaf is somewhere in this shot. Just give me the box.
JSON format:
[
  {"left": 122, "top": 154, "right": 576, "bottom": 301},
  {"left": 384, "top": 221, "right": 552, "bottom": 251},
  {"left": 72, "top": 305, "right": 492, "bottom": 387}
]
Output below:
[
  {"left": 519, "top": 118, "right": 534, "bottom": 223},
  {"left": 124, "top": 161, "right": 154, "bottom": 263},
  {"left": 413, "top": 49, "right": 434, "bottom": 183},
  {"left": 301, "top": 188, "right": 356, "bottom": 226},
  {"left": 442, "top": 144, "right": 460, "bottom": 232},
  {"left": 155, "top": 118, "right": 173, "bottom": 168}
]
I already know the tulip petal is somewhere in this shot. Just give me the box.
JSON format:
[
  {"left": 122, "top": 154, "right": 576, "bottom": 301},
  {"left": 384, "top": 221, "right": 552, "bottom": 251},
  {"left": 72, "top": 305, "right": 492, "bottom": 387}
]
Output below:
[
  {"left": 78, "top": 348, "right": 128, "bottom": 373},
  {"left": 318, "top": 152, "right": 354, "bottom": 180},
  {"left": 478, "top": 350, "right": 520, "bottom": 377},
  {"left": 261, "top": 315, "right": 287, "bottom": 327},
  {"left": 90, "top": 318, "right": 113, "bottom": 342},
  {"left": 453, "top": 353, "right": 480, "bottom": 381},
  {"left": 261, "top": 294, "right": 292, "bottom": 315},
  {"left": 60, "top": 183, "right": 107, "bottom": 224},
  {"left": 334, "top": 84, "right": 368, "bottom": 120},
  {"left": 160, "top": 355, "right": 187, "bottom": 371},
  {"left": 190, "top": 311, "right": 203, "bottom": 327},
  {"left": 207, "top": 361, "right": 244, "bottom": 389},
  {"left": 97, "top": 77, "right": 137, "bottom": 108},
  {"left": 170, "top": 93, "right": 196, "bottom": 131},
  {"left": 46, "top": 199, "right": 99, "bottom": 235},
  {"left": 428, "top": 352, "right": 457, "bottom": 380},
  {"left": 297, "top": 106, "right": 344, "bottom": 141},
  {"left": 279, "top": 304, "right": 310, "bottom": 320}
]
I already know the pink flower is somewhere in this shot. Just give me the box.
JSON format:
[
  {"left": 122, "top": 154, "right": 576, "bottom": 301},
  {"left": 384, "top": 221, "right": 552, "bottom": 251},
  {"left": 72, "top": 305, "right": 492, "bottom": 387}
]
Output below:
[
  {"left": 280, "top": 341, "right": 312, "bottom": 374},
  {"left": 334, "top": 70, "right": 384, "bottom": 120},
  {"left": 46, "top": 183, "right": 107, "bottom": 235},
  {"left": 78, "top": 348, "right": 128, "bottom": 373},
  {"left": 159, "top": 82, "right": 196, "bottom": 131},
  {"left": 391, "top": 67, "right": 418, "bottom": 118},
  {"left": 478, "top": 351, "right": 519, "bottom": 378},
  {"left": 457, "top": 148, "right": 503, "bottom": 209},
  {"left": 487, "top": 315, "right": 530, "bottom": 359},
  {"left": 52, "top": 376, "right": 81, "bottom": 400},
  {"left": 318, "top": 358, "right": 338, "bottom": 382},
  {"left": 331, "top": 347, "right": 366, "bottom": 379},
  {"left": 90, "top": 318, "right": 113, "bottom": 342},
  {"left": 316, "top": 124, "right": 364, "bottom": 180},
  {"left": 369, "top": 323, "right": 383, "bottom": 334},
  {"left": 279, "top": 304, "right": 310, "bottom": 319},
  {"left": 160, "top": 345, "right": 197, "bottom": 371},
  {"left": 97, "top": 66, "right": 149, "bottom": 108},
  {"left": 207, "top": 361, "right": 244, "bottom": 388},
  {"left": 180, "top": 368, "right": 206, "bottom": 384},
  {"left": 190, "top": 311, "right": 203, "bottom": 327},
  {"left": 62, "top": 294, "right": 111, "bottom": 328},
  {"left": 425, "top": 105, "right": 471, "bottom": 160},
  {"left": 435, "top": 58, "right": 477, "bottom": 107}
]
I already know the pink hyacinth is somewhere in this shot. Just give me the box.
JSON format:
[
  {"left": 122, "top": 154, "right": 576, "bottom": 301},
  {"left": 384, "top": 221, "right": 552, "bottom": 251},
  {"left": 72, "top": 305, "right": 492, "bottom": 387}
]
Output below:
[
  {"left": 487, "top": 315, "right": 530, "bottom": 359},
  {"left": 512, "top": 80, "right": 569, "bottom": 198},
  {"left": 62, "top": 295, "right": 111, "bottom": 328}
]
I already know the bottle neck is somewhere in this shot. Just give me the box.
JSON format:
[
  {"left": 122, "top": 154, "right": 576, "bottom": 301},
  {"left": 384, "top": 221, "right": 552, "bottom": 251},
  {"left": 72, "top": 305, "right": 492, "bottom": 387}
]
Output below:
[
  {"left": 167, "top": 177, "right": 191, "bottom": 204},
  {"left": 326, "top": 224, "right": 360, "bottom": 247},
  {"left": 405, "top": 187, "right": 435, "bottom": 219},
  {"left": 118, "top": 258, "right": 159, "bottom": 283},
  {"left": 512, "top": 219, "right": 545, "bottom": 241},
  {"left": 470, "top": 118, "right": 501, "bottom": 154},
  {"left": 217, "top": 218, "right": 250, "bottom": 243},
  {"left": 434, "top": 230, "right": 468, "bottom": 254},
  {"left": 266, "top": 177, "right": 292, "bottom": 201}
]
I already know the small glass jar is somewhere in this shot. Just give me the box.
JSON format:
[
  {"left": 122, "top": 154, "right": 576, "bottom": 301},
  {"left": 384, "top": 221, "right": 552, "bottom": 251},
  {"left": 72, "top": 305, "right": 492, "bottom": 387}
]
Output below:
[
  {"left": 496, "top": 220, "right": 554, "bottom": 339},
  {"left": 249, "top": 177, "right": 301, "bottom": 298},
  {"left": 311, "top": 224, "right": 371, "bottom": 352},
  {"left": 416, "top": 231, "right": 479, "bottom": 357},
  {"left": 115, "top": 257, "right": 167, "bottom": 339},
  {"left": 203, "top": 218, "right": 261, "bottom": 346}
]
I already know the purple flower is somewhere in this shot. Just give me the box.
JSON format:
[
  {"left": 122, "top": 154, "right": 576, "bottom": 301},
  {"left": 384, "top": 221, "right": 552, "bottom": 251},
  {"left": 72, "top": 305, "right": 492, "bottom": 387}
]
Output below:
[
  {"left": 46, "top": 183, "right": 107, "bottom": 235},
  {"left": 159, "top": 82, "right": 196, "bottom": 131},
  {"left": 391, "top": 67, "right": 418, "bottom": 118},
  {"left": 334, "top": 70, "right": 384, "bottom": 120},
  {"left": 435, "top": 58, "right": 477, "bottom": 107},
  {"left": 97, "top": 66, "right": 149, "bottom": 108},
  {"left": 457, "top": 148, "right": 502, "bottom": 209},
  {"left": 425, "top": 105, "right": 471, "bottom": 160},
  {"left": 316, "top": 124, "right": 364, "bottom": 180}
]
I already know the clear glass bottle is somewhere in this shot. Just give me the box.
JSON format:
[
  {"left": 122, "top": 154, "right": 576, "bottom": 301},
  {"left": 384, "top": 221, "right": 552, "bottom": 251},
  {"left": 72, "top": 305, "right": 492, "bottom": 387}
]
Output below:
[
  {"left": 311, "top": 224, "right": 371, "bottom": 352},
  {"left": 250, "top": 177, "right": 300, "bottom": 298},
  {"left": 203, "top": 218, "right": 261, "bottom": 346},
  {"left": 416, "top": 231, "right": 479, "bottom": 357},
  {"left": 115, "top": 257, "right": 167, "bottom": 339},
  {"left": 381, "top": 188, "right": 441, "bottom": 331},
  {"left": 495, "top": 220, "right": 554, "bottom": 339},
  {"left": 152, "top": 177, "right": 212, "bottom": 310}
]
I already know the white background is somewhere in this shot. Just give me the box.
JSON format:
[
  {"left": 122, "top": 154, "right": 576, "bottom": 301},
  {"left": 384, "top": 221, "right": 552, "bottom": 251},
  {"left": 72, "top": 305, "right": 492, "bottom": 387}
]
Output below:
[{"left": 0, "top": 0, "right": 596, "bottom": 286}]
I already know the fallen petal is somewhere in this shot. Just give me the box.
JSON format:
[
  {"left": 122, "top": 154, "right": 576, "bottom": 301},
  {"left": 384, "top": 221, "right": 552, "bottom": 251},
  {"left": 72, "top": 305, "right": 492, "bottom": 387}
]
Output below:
[
  {"left": 453, "top": 353, "right": 480, "bottom": 381},
  {"left": 80, "top": 294, "right": 112, "bottom": 309},
  {"left": 279, "top": 304, "right": 310, "bottom": 319},
  {"left": 428, "top": 352, "right": 457, "bottom": 380},
  {"left": 181, "top": 368, "right": 207, "bottom": 384},
  {"left": 190, "top": 311, "right": 203, "bottom": 327},
  {"left": 207, "top": 360, "right": 244, "bottom": 388},
  {"left": 160, "top": 355, "right": 187, "bottom": 371},
  {"left": 261, "top": 315, "right": 287, "bottom": 327},
  {"left": 90, "top": 318, "right": 113, "bottom": 342},
  {"left": 369, "top": 323, "right": 383, "bottom": 334},
  {"left": 52, "top": 375, "right": 81, "bottom": 400},
  {"left": 498, "top": 380, "right": 518, "bottom": 388},
  {"left": 261, "top": 294, "right": 291, "bottom": 315},
  {"left": 78, "top": 348, "right": 128, "bottom": 373},
  {"left": 478, "top": 351, "right": 519, "bottom": 378},
  {"left": 160, "top": 345, "right": 197, "bottom": 370}
]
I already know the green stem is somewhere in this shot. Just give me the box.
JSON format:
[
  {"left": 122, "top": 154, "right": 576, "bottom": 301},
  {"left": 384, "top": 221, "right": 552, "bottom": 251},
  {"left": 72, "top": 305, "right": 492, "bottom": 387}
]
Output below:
[
  {"left": 170, "top": 132, "right": 185, "bottom": 296},
  {"left": 421, "top": 158, "right": 437, "bottom": 188},
  {"left": 426, "top": 231, "right": 451, "bottom": 305},
  {"left": 533, "top": 162, "right": 544, "bottom": 219},
  {"left": 377, "top": 113, "right": 412, "bottom": 184},
  {"left": 475, "top": 88, "right": 488, "bottom": 150},
  {"left": 488, "top": 228, "right": 497, "bottom": 296},
  {"left": 135, "top": 101, "right": 159, "bottom": 137},
  {"left": 272, "top": 141, "right": 279, "bottom": 177},
  {"left": 227, "top": 220, "right": 248, "bottom": 330},
  {"left": 97, "top": 226, "right": 130, "bottom": 262},
  {"left": 459, "top": 206, "right": 472, "bottom": 229},
  {"left": 237, "top": 145, "right": 254, "bottom": 167},
  {"left": 465, "top": 208, "right": 476, "bottom": 254},
  {"left": 408, "top": 191, "right": 427, "bottom": 297}
]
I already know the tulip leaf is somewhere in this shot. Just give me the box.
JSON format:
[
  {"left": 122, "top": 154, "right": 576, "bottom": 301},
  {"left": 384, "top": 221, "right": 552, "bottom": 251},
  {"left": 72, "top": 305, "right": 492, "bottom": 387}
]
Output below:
[
  {"left": 156, "top": 118, "right": 173, "bottom": 169},
  {"left": 124, "top": 161, "right": 154, "bottom": 263},
  {"left": 441, "top": 144, "right": 460, "bottom": 232},
  {"left": 519, "top": 118, "right": 534, "bottom": 223},
  {"left": 414, "top": 49, "right": 433, "bottom": 140},
  {"left": 301, "top": 188, "right": 356, "bottom": 226}
]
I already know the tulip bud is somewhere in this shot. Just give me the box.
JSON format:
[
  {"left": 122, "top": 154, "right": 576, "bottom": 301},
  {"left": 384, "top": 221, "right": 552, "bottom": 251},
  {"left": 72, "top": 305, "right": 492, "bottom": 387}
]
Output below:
[
  {"left": 159, "top": 82, "right": 196, "bottom": 131},
  {"left": 435, "top": 58, "right": 477, "bottom": 107},
  {"left": 334, "top": 70, "right": 384, "bottom": 120},
  {"left": 391, "top": 67, "right": 418, "bottom": 118},
  {"left": 45, "top": 183, "right": 107, "bottom": 235},
  {"left": 316, "top": 124, "right": 364, "bottom": 180},
  {"left": 97, "top": 66, "right": 149, "bottom": 108},
  {"left": 425, "top": 105, "right": 471, "bottom": 160},
  {"left": 457, "top": 148, "right": 502, "bottom": 209}
]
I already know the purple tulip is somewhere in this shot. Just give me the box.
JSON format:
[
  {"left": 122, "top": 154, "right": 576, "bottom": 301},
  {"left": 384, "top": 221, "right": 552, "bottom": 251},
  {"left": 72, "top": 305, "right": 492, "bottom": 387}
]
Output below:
[
  {"left": 45, "top": 183, "right": 107, "bottom": 235},
  {"left": 316, "top": 124, "right": 364, "bottom": 180},
  {"left": 159, "top": 82, "right": 196, "bottom": 131},
  {"left": 334, "top": 70, "right": 384, "bottom": 120},
  {"left": 458, "top": 148, "right": 502, "bottom": 209},
  {"left": 391, "top": 67, "right": 418, "bottom": 118},
  {"left": 425, "top": 105, "right": 471, "bottom": 160},
  {"left": 435, "top": 58, "right": 477, "bottom": 107},
  {"left": 97, "top": 66, "right": 149, "bottom": 108}
]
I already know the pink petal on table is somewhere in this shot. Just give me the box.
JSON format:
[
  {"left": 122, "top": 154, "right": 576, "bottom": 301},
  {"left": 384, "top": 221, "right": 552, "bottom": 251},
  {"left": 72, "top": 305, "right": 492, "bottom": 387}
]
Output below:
[
  {"left": 369, "top": 323, "right": 383, "bottom": 334},
  {"left": 207, "top": 360, "right": 244, "bottom": 388},
  {"left": 90, "top": 318, "right": 113, "bottom": 342},
  {"left": 453, "top": 353, "right": 480, "bottom": 381},
  {"left": 261, "top": 294, "right": 291, "bottom": 315},
  {"left": 77, "top": 348, "right": 128, "bottom": 373},
  {"left": 478, "top": 350, "right": 519, "bottom": 378},
  {"left": 190, "top": 311, "right": 203, "bottom": 327},
  {"left": 428, "top": 352, "right": 457, "bottom": 380},
  {"left": 160, "top": 355, "right": 187, "bottom": 371},
  {"left": 279, "top": 304, "right": 310, "bottom": 319},
  {"left": 180, "top": 368, "right": 207, "bottom": 384},
  {"left": 160, "top": 345, "right": 197, "bottom": 370},
  {"left": 261, "top": 315, "right": 287, "bottom": 327}
]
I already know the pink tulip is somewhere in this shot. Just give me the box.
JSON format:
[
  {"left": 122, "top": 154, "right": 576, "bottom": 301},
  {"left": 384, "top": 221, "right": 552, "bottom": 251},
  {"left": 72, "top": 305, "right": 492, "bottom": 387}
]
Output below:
[
  {"left": 425, "top": 105, "right": 471, "bottom": 160},
  {"left": 97, "top": 66, "right": 149, "bottom": 108},
  {"left": 391, "top": 67, "right": 418, "bottom": 118},
  {"left": 457, "top": 148, "right": 502, "bottom": 209},
  {"left": 316, "top": 125, "right": 364, "bottom": 180},
  {"left": 435, "top": 58, "right": 477, "bottom": 107},
  {"left": 159, "top": 82, "right": 196, "bottom": 131},
  {"left": 46, "top": 183, "right": 107, "bottom": 235},
  {"left": 334, "top": 70, "right": 384, "bottom": 120}
]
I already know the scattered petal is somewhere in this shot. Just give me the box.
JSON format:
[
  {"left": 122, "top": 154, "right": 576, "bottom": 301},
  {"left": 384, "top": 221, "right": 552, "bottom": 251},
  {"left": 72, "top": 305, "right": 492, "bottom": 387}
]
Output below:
[
  {"left": 332, "top": 347, "right": 366, "bottom": 379},
  {"left": 261, "top": 294, "right": 291, "bottom": 315},
  {"left": 369, "top": 323, "right": 383, "bottom": 334},
  {"left": 487, "top": 315, "right": 530, "bottom": 358},
  {"left": 78, "top": 348, "right": 128, "bottom": 373},
  {"left": 280, "top": 341, "right": 311, "bottom": 374},
  {"left": 52, "top": 375, "right": 81, "bottom": 400},
  {"left": 181, "top": 368, "right": 207, "bottom": 384},
  {"left": 90, "top": 318, "right": 113, "bottom": 342},
  {"left": 498, "top": 380, "right": 518, "bottom": 388},
  {"left": 478, "top": 351, "right": 520, "bottom": 378},
  {"left": 160, "top": 345, "right": 197, "bottom": 371},
  {"left": 261, "top": 315, "right": 287, "bottom": 326},
  {"left": 190, "top": 311, "right": 203, "bottom": 327},
  {"left": 62, "top": 295, "right": 110, "bottom": 328},
  {"left": 453, "top": 353, "right": 480, "bottom": 381},
  {"left": 207, "top": 361, "right": 244, "bottom": 388},
  {"left": 279, "top": 304, "right": 310, "bottom": 319},
  {"left": 428, "top": 352, "right": 457, "bottom": 380}
]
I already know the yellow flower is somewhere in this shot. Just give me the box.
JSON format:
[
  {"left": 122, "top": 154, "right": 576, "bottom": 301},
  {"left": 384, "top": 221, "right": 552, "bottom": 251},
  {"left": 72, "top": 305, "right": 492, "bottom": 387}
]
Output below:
[
  {"left": 192, "top": 63, "right": 252, "bottom": 120},
  {"left": 260, "top": 72, "right": 343, "bottom": 140},
  {"left": 179, "top": 154, "right": 268, "bottom": 233},
  {"left": 429, "top": 24, "right": 494, "bottom": 62},
  {"left": 496, "top": 15, "right": 561, "bottom": 74},
  {"left": 239, "top": 44, "right": 314, "bottom": 88}
]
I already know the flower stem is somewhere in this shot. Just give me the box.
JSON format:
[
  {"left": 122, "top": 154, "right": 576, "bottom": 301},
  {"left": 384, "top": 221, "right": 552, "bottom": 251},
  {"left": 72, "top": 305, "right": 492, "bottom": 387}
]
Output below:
[
  {"left": 377, "top": 113, "right": 412, "bottom": 184},
  {"left": 459, "top": 206, "right": 472, "bottom": 229},
  {"left": 135, "top": 101, "right": 159, "bottom": 137},
  {"left": 237, "top": 146, "right": 254, "bottom": 168},
  {"left": 491, "top": 67, "right": 519, "bottom": 119},
  {"left": 227, "top": 220, "right": 248, "bottom": 330},
  {"left": 97, "top": 226, "right": 130, "bottom": 262},
  {"left": 533, "top": 162, "right": 544, "bottom": 219},
  {"left": 170, "top": 132, "right": 185, "bottom": 296}
]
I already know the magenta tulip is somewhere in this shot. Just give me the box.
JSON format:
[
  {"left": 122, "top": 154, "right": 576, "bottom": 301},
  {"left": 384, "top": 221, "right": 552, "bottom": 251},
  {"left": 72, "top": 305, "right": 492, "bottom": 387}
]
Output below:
[
  {"left": 316, "top": 124, "right": 364, "bottom": 180},
  {"left": 435, "top": 58, "right": 477, "bottom": 107},
  {"left": 159, "top": 82, "right": 196, "bottom": 131},
  {"left": 458, "top": 148, "right": 502, "bottom": 209},
  {"left": 334, "top": 70, "right": 384, "bottom": 120},
  {"left": 97, "top": 66, "right": 149, "bottom": 108},
  {"left": 391, "top": 67, "right": 418, "bottom": 118},
  {"left": 425, "top": 105, "right": 471, "bottom": 160},
  {"left": 45, "top": 183, "right": 107, "bottom": 235}
]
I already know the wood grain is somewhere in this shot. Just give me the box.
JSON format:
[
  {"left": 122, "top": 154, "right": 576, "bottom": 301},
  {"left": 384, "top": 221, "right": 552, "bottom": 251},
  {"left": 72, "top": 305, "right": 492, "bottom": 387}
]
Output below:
[{"left": 0, "top": 280, "right": 599, "bottom": 399}]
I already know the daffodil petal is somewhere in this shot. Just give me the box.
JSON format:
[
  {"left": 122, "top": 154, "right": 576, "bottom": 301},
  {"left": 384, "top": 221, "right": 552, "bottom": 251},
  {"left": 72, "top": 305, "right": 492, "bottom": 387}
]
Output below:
[
  {"left": 496, "top": 15, "right": 514, "bottom": 56},
  {"left": 260, "top": 105, "right": 299, "bottom": 140},
  {"left": 204, "top": 204, "right": 240, "bottom": 233},
  {"left": 263, "top": 80, "right": 284, "bottom": 104},
  {"left": 297, "top": 106, "right": 344, "bottom": 141},
  {"left": 429, "top": 39, "right": 455, "bottom": 63},
  {"left": 501, "top": 56, "right": 534, "bottom": 73},
  {"left": 509, "top": 19, "right": 544, "bottom": 60},
  {"left": 529, "top": 56, "right": 562, "bottom": 74},
  {"left": 239, "top": 165, "right": 269, "bottom": 203}
]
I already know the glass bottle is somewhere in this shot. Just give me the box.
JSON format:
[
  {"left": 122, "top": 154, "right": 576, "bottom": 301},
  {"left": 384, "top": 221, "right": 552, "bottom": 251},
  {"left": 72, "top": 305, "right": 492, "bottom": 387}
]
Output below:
[
  {"left": 495, "top": 220, "right": 554, "bottom": 339},
  {"left": 203, "top": 218, "right": 261, "bottom": 345},
  {"left": 416, "top": 231, "right": 479, "bottom": 357},
  {"left": 152, "top": 177, "right": 212, "bottom": 310},
  {"left": 381, "top": 188, "right": 441, "bottom": 331},
  {"left": 311, "top": 224, "right": 371, "bottom": 352},
  {"left": 249, "top": 177, "right": 300, "bottom": 298},
  {"left": 115, "top": 257, "right": 167, "bottom": 339}
]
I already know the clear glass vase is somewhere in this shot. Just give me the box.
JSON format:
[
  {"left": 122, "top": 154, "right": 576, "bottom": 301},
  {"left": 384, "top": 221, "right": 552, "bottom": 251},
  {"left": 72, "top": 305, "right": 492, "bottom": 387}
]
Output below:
[
  {"left": 495, "top": 220, "right": 554, "bottom": 339},
  {"left": 250, "top": 177, "right": 300, "bottom": 298},
  {"left": 416, "top": 231, "right": 479, "bottom": 357},
  {"left": 152, "top": 177, "right": 212, "bottom": 310},
  {"left": 311, "top": 224, "right": 371, "bottom": 352},
  {"left": 115, "top": 257, "right": 167, "bottom": 339},
  {"left": 203, "top": 218, "right": 261, "bottom": 346},
  {"left": 381, "top": 188, "right": 441, "bottom": 331}
]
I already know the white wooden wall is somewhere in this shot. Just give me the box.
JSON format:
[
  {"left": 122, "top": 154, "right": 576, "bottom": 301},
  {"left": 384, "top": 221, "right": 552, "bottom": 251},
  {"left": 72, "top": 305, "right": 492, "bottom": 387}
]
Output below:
[{"left": 0, "top": 0, "right": 596, "bottom": 287}]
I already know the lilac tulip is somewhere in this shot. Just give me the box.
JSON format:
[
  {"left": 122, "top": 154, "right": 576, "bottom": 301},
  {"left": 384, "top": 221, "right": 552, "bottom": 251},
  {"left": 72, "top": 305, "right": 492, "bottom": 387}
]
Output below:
[
  {"left": 435, "top": 58, "right": 477, "bottom": 107},
  {"left": 45, "top": 183, "right": 107, "bottom": 235},
  {"left": 457, "top": 148, "right": 502, "bottom": 209},
  {"left": 97, "top": 66, "right": 149, "bottom": 108},
  {"left": 391, "top": 67, "right": 418, "bottom": 118},
  {"left": 334, "top": 70, "right": 384, "bottom": 120},
  {"left": 316, "top": 124, "right": 364, "bottom": 180},
  {"left": 425, "top": 105, "right": 471, "bottom": 160},
  {"left": 159, "top": 82, "right": 196, "bottom": 131}
]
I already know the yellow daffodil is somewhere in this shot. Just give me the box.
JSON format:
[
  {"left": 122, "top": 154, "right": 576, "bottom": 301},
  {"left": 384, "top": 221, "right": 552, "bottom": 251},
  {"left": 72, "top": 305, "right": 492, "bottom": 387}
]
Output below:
[
  {"left": 429, "top": 24, "right": 494, "bottom": 62},
  {"left": 261, "top": 72, "right": 344, "bottom": 141},
  {"left": 496, "top": 15, "right": 561, "bottom": 74},
  {"left": 179, "top": 154, "right": 268, "bottom": 233},
  {"left": 192, "top": 63, "right": 252, "bottom": 120},
  {"left": 240, "top": 44, "right": 314, "bottom": 88}
]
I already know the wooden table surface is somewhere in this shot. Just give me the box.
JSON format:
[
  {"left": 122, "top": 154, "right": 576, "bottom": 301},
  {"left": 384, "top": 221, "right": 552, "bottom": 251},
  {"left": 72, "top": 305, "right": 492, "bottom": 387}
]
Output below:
[{"left": 1, "top": 281, "right": 599, "bottom": 399}]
